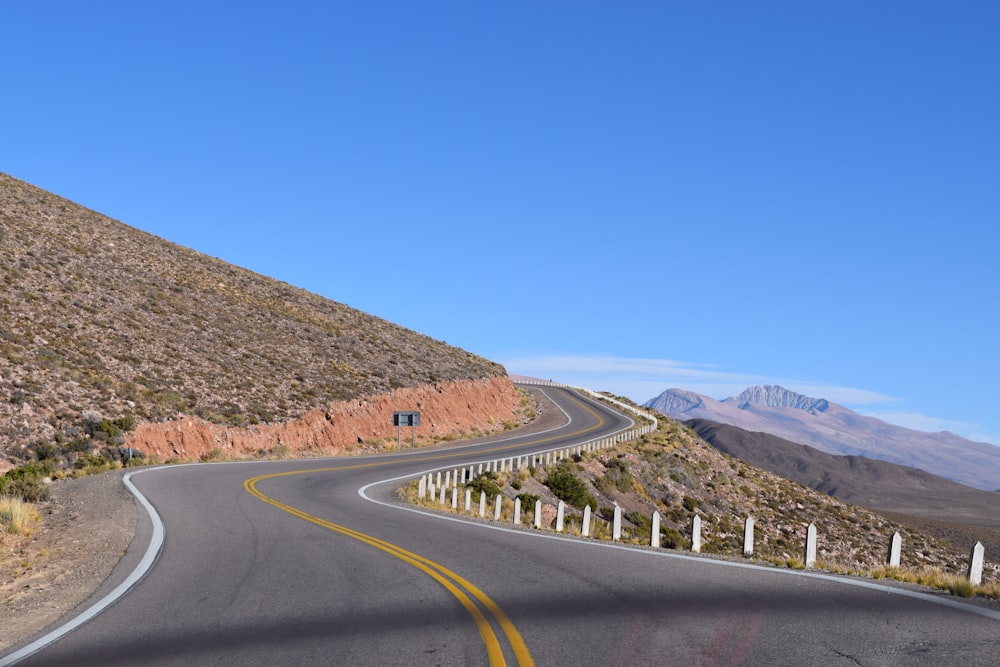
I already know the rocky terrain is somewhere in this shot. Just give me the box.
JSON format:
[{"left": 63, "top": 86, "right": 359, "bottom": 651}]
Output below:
[
  {"left": 411, "top": 398, "right": 999, "bottom": 594},
  {"left": 0, "top": 172, "right": 517, "bottom": 472}
]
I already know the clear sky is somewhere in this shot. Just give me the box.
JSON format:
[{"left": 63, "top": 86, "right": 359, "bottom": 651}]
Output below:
[{"left": 4, "top": 2, "right": 998, "bottom": 445}]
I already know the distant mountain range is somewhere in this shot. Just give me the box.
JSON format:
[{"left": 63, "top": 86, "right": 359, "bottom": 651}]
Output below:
[
  {"left": 686, "top": 419, "right": 1000, "bottom": 538},
  {"left": 645, "top": 385, "right": 1000, "bottom": 491}
]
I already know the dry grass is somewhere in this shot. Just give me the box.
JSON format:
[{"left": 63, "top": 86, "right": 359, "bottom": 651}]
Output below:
[{"left": 0, "top": 495, "right": 40, "bottom": 537}]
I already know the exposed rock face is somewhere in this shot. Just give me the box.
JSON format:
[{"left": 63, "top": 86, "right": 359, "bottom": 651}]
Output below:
[
  {"left": 128, "top": 376, "right": 520, "bottom": 460},
  {"left": 727, "top": 385, "right": 829, "bottom": 414}
]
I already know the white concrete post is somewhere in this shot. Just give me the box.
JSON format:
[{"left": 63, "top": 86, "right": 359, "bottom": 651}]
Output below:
[
  {"left": 968, "top": 541, "right": 985, "bottom": 585},
  {"left": 478, "top": 463, "right": 483, "bottom": 475},
  {"left": 582, "top": 505, "right": 592, "bottom": 537},
  {"left": 460, "top": 468, "right": 466, "bottom": 484},
  {"left": 436, "top": 471, "right": 442, "bottom": 488},
  {"left": 743, "top": 516, "right": 755, "bottom": 556},
  {"left": 464, "top": 488, "right": 472, "bottom": 512},
  {"left": 534, "top": 500, "right": 542, "bottom": 529},
  {"left": 418, "top": 475, "right": 426, "bottom": 499},
  {"left": 691, "top": 515, "right": 702, "bottom": 553},
  {"left": 494, "top": 495, "right": 502, "bottom": 521},
  {"left": 451, "top": 487, "right": 458, "bottom": 509},
  {"left": 439, "top": 486, "right": 446, "bottom": 505},
  {"left": 805, "top": 523, "right": 817, "bottom": 569},
  {"left": 444, "top": 470, "right": 451, "bottom": 489},
  {"left": 479, "top": 492, "right": 487, "bottom": 517},
  {"left": 651, "top": 511, "right": 660, "bottom": 548},
  {"left": 545, "top": 452, "right": 551, "bottom": 465},
  {"left": 612, "top": 505, "right": 622, "bottom": 541},
  {"left": 887, "top": 532, "right": 902, "bottom": 568},
  {"left": 556, "top": 501, "right": 565, "bottom": 532},
  {"left": 514, "top": 497, "right": 522, "bottom": 525}
]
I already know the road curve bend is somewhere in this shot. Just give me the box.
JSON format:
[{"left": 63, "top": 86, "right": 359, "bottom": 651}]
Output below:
[{"left": 4, "top": 386, "right": 1000, "bottom": 666}]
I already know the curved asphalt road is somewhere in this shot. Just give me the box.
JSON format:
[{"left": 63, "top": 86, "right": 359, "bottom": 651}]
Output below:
[{"left": 5, "top": 386, "right": 1000, "bottom": 666}]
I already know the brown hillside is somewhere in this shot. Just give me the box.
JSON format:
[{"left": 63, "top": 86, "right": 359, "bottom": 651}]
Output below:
[{"left": 0, "top": 172, "right": 513, "bottom": 467}]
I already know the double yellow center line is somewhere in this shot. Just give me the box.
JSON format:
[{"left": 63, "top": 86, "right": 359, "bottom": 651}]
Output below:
[{"left": 243, "top": 389, "right": 612, "bottom": 665}]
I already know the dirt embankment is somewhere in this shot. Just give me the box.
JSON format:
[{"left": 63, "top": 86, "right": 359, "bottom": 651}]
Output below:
[{"left": 127, "top": 376, "right": 521, "bottom": 460}]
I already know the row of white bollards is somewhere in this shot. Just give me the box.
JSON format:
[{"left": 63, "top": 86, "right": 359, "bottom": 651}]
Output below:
[{"left": 420, "top": 472, "right": 989, "bottom": 585}]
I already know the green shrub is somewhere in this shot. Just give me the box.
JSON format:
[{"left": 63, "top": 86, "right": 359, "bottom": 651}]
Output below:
[
  {"left": 0, "top": 463, "right": 53, "bottom": 502},
  {"left": 515, "top": 493, "right": 540, "bottom": 509},
  {"left": 595, "top": 457, "right": 634, "bottom": 494},
  {"left": 624, "top": 510, "right": 651, "bottom": 530},
  {"left": 467, "top": 474, "right": 502, "bottom": 501},
  {"left": 544, "top": 466, "right": 597, "bottom": 510}
]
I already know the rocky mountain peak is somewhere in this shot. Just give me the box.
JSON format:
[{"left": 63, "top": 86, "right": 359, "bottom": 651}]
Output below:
[
  {"left": 725, "top": 385, "right": 830, "bottom": 414},
  {"left": 648, "top": 388, "right": 705, "bottom": 415}
]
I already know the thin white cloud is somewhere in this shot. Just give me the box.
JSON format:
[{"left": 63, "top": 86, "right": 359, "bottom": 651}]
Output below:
[
  {"left": 503, "top": 353, "right": 999, "bottom": 445},
  {"left": 501, "top": 354, "right": 898, "bottom": 406}
]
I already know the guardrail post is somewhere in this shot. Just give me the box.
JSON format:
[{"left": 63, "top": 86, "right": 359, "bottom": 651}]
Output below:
[
  {"left": 464, "top": 488, "right": 472, "bottom": 512},
  {"left": 514, "top": 497, "right": 522, "bottom": 525},
  {"left": 418, "top": 475, "right": 426, "bottom": 499},
  {"left": 439, "top": 486, "right": 446, "bottom": 505},
  {"left": 479, "top": 492, "right": 487, "bottom": 517},
  {"left": 968, "top": 542, "right": 985, "bottom": 585},
  {"left": 534, "top": 500, "right": 543, "bottom": 529},
  {"left": 494, "top": 495, "right": 502, "bottom": 521},
  {"left": 556, "top": 501, "right": 565, "bottom": 532},
  {"left": 612, "top": 505, "right": 622, "bottom": 541},
  {"left": 582, "top": 505, "right": 592, "bottom": 537},
  {"left": 743, "top": 516, "right": 755, "bottom": 556},
  {"left": 451, "top": 487, "right": 458, "bottom": 509},
  {"left": 691, "top": 515, "right": 702, "bottom": 553},
  {"left": 887, "top": 532, "right": 902, "bottom": 567},
  {"left": 805, "top": 523, "right": 817, "bottom": 569},
  {"left": 651, "top": 511, "right": 660, "bottom": 548}
]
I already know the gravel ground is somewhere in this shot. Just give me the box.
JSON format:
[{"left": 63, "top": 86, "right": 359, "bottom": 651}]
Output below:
[{"left": 0, "top": 469, "right": 136, "bottom": 653}]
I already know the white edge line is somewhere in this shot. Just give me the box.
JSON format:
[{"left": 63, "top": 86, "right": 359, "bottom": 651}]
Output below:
[
  {"left": 0, "top": 468, "right": 166, "bottom": 666},
  {"left": 358, "top": 466, "right": 1000, "bottom": 624},
  {"left": 0, "top": 385, "right": 573, "bottom": 663}
]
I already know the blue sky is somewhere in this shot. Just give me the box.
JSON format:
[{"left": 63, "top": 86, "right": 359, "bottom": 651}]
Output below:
[{"left": 4, "top": 2, "right": 998, "bottom": 445}]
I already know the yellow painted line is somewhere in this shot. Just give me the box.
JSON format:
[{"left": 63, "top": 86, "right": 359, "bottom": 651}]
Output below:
[
  {"left": 241, "top": 390, "right": 617, "bottom": 665},
  {"left": 245, "top": 472, "right": 533, "bottom": 665}
]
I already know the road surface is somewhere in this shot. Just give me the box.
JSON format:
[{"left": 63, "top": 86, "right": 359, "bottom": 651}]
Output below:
[{"left": 5, "top": 386, "right": 1000, "bottom": 666}]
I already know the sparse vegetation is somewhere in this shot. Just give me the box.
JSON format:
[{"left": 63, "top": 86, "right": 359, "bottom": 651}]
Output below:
[
  {"left": 544, "top": 465, "right": 597, "bottom": 510},
  {"left": 0, "top": 495, "right": 40, "bottom": 536},
  {"left": 404, "top": 404, "right": 998, "bottom": 600},
  {"left": 0, "top": 171, "right": 506, "bottom": 467}
]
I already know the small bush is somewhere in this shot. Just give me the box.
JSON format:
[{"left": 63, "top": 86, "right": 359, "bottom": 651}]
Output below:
[
  {"left": 515, "top": 493, "right": 540, "bottom": 509},
  {"left": 595, "top": 456, "right": 634, "bottom": 494},
  {"left": 467, "top": 474, "right": 502, "bottom": 501},
  {"left": 545, "top": 466, "right": 597, "bottom": 510},
  {"left": 0, "top": 463, "right": 53, "bottom": 502}
]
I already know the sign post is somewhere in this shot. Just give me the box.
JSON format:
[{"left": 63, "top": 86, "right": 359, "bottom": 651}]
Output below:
[{"left": 393, "top": 411, "right": 421, "bottom": 449}]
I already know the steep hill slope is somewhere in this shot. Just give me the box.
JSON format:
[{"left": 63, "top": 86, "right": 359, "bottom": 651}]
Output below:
[
  {"left": 686, "top": 419, "right": 1000, "bottom": 536},
  {"left": 0, "top": 173, "right": 516, "bottom": 468},
  {"left": 647, "top": 385, "right": 1000, "bottom": 491}
]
